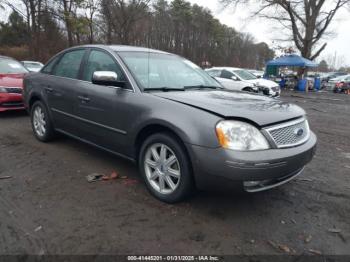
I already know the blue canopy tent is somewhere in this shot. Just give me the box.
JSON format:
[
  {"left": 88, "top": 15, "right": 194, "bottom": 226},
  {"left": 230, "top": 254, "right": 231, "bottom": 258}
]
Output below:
[
  {"left": 265, "top": 54, "right": 319, "bottom": 91},
  {"left": 266, "top": 54, "right": 318, "bottom": 67}
]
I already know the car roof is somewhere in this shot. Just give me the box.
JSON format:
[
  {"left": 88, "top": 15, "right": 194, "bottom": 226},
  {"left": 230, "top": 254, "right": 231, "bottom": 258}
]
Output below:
[
  {"left": 207, "top": 67, "right": 243, "bottom": 71},
  {"left": 22, "top": 61, "right": 42, "bottom": 63},
  {"left": 67, "top": 44, "right": 171, "bottom": 55}
]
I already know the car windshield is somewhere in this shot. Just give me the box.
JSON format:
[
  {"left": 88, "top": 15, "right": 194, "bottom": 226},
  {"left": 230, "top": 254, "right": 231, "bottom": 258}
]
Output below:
[
  {"left": 118, "top": 52, "right": 221, "bottom": 90},
  {"left": 233, "top": 70, "right": 257, "bottom": 80},
  {"left": 0, "top": 58, "right": 28, "bottom": 74},
  {"left": 332, "top": 75, "right": 348, "bottom": 81}
]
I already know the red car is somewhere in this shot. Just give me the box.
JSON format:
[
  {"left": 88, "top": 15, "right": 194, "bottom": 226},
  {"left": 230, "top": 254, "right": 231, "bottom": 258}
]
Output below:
[{"left": 0, "top": 55, "right": 28, "bottom": 112}]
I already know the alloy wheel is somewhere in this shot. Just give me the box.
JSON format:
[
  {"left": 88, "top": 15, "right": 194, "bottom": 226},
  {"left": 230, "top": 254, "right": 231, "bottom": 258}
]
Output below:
[
  {"left": 33, "top": 106, "right": 46, "bottom": 137},
  {"left": 144, "top": 143, "right": 181, "bottom": 195}
]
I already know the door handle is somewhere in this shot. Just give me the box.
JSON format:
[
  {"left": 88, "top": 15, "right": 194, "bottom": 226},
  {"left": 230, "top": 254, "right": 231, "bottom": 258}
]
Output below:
[
  {"left": 78, "top": 95, "right": 90, "bottom": 102},
  {"left": 45, "top": 86, "right": 53, "bottom": 93}
]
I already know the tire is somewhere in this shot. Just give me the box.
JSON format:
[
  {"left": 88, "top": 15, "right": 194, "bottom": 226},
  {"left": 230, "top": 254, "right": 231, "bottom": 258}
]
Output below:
[
  {"left": 30, "top": 101, "right": 56, "bottom": 142},
  {"left": 243, "top": 87, "right": 254, "bottom": 93},
  {"left": 138, "top": 133, "right": 194, "bottom": 203}
]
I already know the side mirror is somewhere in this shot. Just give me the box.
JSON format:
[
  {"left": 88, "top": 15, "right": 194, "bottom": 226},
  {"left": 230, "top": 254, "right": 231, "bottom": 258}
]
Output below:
[
  {"left": 231, "top": 76, "right": 239, "bottom": 81},
  {"left": 92, "top": 71, "right": 126, "bottom": 88}
]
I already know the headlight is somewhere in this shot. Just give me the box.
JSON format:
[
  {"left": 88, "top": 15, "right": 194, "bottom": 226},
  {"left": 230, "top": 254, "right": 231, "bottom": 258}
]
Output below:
[
  {"left": 0, "top": 87, "right": 7, "bottom": 93},
  {"left": 216, "top": 120, "right": 270, "bottom": 151}
]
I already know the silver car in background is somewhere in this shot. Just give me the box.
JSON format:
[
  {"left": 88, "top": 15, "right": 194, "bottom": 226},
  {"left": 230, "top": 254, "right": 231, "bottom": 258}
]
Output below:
[
  {"left": 326, "top": 74, "right": 350, "bottom": 91},
  {"left": 206, "top": 67, "right": 280, "bottom": 97}
]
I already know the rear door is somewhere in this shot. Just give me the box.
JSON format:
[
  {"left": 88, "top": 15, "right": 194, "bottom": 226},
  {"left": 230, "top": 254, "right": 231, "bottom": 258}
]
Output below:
[{"left": 45, "top": 49, "right": 86, "bottom": 132}]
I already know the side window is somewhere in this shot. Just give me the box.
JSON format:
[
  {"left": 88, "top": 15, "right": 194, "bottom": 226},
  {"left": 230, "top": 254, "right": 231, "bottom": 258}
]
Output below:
[
  {"left": 221, "top": 70, "right": 234, "bottom": 79},
  {"left": 82, "top": 50, "right": 125, "bottom": 82},
  {"left": 53, "top": 49, "right": 85, "bottom": 79},
  {"left": 41, "top": 56, "right": 60, "bottom": 74},
  {"left": 207, "top": 70, "right": 221, "bottom": 77}
]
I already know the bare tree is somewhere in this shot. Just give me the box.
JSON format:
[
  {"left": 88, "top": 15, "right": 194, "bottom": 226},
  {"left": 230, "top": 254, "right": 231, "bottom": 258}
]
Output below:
[
  {"left": 54, "top": 0, "right": 84, "bottom": 46},
  {"left": 83, "top": 0, "right": 99, "bottom": 43},
  {"left": 100, "top": 0, "right": 150, "bottom": 44},
  {"left": 325, "top": 51, "right": 346, "bottom": 70},
  {"left": 220, "top": 0, "right": 350, "bottom": 60},
  {"left": 60, "top": 0, "right": 74, "bottom": 46},
  {"left": 1, "top": 0, "right": 276, "bottom": 68},
  {"left": 20, "top": 0, "right": 44, "bottom": 59}
]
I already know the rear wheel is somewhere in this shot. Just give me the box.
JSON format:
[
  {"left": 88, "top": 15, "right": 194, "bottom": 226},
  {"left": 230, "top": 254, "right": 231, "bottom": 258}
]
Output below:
[
  {"left": 30, "top": 101, "right": 55, "bottom": 142},
  {"left": 138, "top": 133, "right": 194, "bottom": 203}
]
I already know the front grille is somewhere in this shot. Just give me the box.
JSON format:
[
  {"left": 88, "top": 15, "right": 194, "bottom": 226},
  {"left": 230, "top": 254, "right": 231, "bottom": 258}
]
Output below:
[
  {"left": 0, "top": 101, "right": 24, "bottom": 107},
  {"left": 5, "top": 87, "right": 22, "bottom": 94},
  {"left": 265, "top": 118, "right": 310, "bottom": 148}
]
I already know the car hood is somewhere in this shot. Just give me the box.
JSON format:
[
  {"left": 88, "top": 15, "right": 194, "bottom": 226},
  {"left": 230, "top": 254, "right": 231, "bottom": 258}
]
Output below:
[
  {"left": 0, "top": 73, "right": 25, "bottom": 88},
  {"left": 246, "top": 78, "right": 279, "bottom": 88},
  {"left": 153, "top": 90, "right": 305, "bottom": 126}
]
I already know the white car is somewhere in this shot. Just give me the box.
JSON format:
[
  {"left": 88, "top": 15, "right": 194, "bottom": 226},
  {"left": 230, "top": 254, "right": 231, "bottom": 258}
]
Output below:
[
  {"left": 206, "top": 67, "right": 280, "bottom": 97},
  {"left": 21, "top": 61, "right": 44, "bottom": 72},
  {"left": 326, "top": 74, "right": 350, "bottom": 91}
]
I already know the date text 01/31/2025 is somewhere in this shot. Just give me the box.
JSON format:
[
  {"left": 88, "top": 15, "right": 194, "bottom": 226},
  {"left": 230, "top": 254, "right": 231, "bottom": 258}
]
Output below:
[{"left": 127, "top": 256, "right": 220, "bottom": 261}]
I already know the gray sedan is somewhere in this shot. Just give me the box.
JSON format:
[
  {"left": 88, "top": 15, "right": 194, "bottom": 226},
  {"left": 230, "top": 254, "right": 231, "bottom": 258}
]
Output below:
[{"left": 23, "top": 45, "right": 317, "bottom": 203}]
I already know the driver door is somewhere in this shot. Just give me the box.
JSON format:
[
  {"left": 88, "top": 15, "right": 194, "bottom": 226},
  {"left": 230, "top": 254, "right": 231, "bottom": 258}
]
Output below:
[{"left": 74, "top": 49, "right": 134, "bottom": 155}]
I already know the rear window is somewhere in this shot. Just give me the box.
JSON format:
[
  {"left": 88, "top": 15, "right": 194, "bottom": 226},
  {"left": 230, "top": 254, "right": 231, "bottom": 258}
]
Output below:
[
  {"left": 0, "top": 58, "right": 28, "bottom": 74},
  {"left": 53, "top": 50, "right": 85, "bottom": 79},
  {"left": 41, "top": 56, "right": 60, "bottom": 74}
]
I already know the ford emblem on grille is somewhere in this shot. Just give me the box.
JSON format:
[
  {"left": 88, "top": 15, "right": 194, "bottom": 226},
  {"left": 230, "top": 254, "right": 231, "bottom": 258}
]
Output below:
[{"left": 294, "top": 128, "right": 304, "bottom": 137}]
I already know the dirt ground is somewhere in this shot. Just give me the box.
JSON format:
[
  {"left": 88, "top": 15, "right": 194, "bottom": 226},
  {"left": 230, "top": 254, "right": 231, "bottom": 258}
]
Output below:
[{"left": 0, "top": 90, "right": 349, "bottom": 256}]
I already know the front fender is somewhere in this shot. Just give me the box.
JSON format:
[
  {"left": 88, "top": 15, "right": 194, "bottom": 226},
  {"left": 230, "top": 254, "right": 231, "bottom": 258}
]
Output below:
[{"left": 128, "top": 95, "right": 223, "bottom": 149}]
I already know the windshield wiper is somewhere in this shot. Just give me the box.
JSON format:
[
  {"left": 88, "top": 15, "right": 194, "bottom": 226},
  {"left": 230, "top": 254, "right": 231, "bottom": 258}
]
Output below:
[
  {"left": 144, "top": 87, "right": 185, "bottom": 92},
  {"left": 184, "top": 85, "right": 223, "bottom": 90}
]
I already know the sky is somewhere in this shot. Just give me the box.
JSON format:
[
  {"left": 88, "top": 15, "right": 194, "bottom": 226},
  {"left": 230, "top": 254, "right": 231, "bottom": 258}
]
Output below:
[{"left": 188, "top": 0, "right": 350, "bottom": 67}]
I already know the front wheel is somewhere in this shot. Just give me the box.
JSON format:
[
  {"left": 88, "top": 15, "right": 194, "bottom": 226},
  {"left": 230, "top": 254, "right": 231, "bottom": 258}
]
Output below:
[
  {"left": 138, "top": 133, "right": 194, "bottom": 203},
  {"left": 242, "top": 87, "right": 254, "bottom": 93},
  {"left": 30, "top": 101, "right": 56, "bottom": 142}
]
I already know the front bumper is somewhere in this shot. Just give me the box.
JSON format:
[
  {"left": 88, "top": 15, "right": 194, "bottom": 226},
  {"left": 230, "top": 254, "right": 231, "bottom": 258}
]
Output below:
[
  {"left": 271, "top": 91, "right": 280, "bottom": 97},
  {"left": 259, "top": 86, "right": 280, "bottom": 97},
  {"left": 0, "top": 93, "right": 25, "bottom": 112},
  {"left": 189, "top": 132, "right": 317, "bottom": 190}
]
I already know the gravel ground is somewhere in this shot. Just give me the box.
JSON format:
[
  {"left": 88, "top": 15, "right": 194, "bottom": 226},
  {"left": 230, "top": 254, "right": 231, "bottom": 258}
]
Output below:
[{"left": 0, "top": 90, "right": 349, "bottom": 256}]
